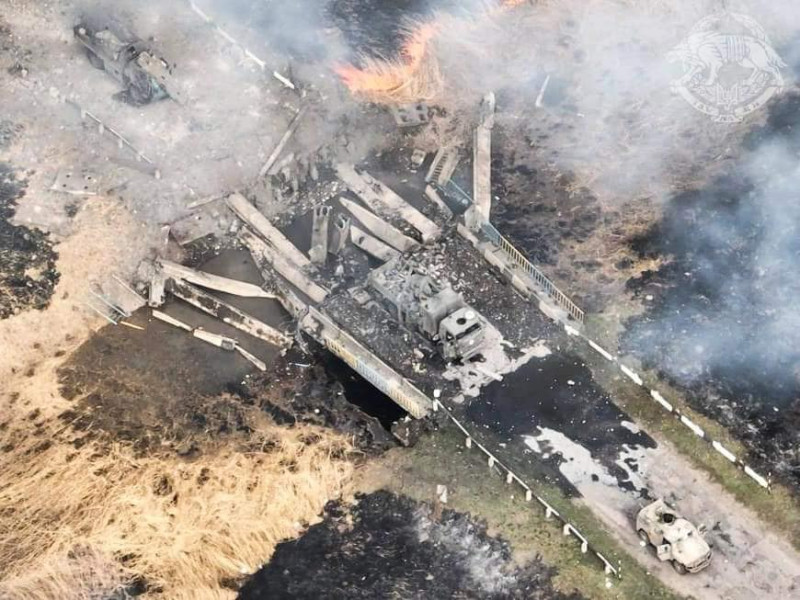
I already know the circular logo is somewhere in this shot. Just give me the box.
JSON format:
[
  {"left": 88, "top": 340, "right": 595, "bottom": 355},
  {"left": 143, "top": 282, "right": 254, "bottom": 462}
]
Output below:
[{"left": 668, "top": 12, "right": 786, "bottom": 122}]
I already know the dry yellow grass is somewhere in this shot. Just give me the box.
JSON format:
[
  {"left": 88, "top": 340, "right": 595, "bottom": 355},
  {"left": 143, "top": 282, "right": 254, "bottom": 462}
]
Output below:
[{"left": 0, "top": 421, "right": 355, "bottom": 599}]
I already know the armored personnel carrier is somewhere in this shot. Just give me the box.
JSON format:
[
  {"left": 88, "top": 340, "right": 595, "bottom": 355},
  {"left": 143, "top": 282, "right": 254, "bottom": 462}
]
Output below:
[{"left": 637, "top": 499, "right": 712, "bottom": 574}]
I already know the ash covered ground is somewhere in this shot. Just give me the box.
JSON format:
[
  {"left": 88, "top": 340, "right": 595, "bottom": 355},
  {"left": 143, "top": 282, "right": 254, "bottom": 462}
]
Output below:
[
  {"left": 239, "top": 490, "right": 584, "bottom": 600},
  {"left": 4, "top": 0, "right": 800, "bottom": 598},
  {"left": 0, "top": 163, "right": 59, "bottom": 319}
]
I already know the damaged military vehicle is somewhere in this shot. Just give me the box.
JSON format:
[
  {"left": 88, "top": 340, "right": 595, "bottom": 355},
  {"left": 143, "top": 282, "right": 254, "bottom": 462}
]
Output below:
[
  {"left": 74, "top": 24, "right": 184, "bottom": 105},
  {"left": 636, "top": 499, "right": 712, "bottom": 574}
]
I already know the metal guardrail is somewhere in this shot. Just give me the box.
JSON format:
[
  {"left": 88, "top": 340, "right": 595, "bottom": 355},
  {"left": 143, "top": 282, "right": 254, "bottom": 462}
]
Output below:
[
  {"left": 325, "top": 327, "right": 619, "bottom": 576},
  {"left": 480, "top": 221, "right": 584, "bottom": 323},
  {"left": 435, "top": 400, "right": 620, "bottom": 578},
  {"left": 324, "top": 337, "right": 432, "bottom": 419},
  {"left": 564, "top": 324, "right": 772, "bottom": 491}
]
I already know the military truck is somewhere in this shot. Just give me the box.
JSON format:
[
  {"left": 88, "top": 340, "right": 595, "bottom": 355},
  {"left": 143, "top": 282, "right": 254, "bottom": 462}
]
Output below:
[
  {"left": 74, "top": 24, "right": 184, "bottom": 105},
  {"left": 368, "top": 258, "right": 486, "bottom": 362},
  {"left": 636, "top": 499, "right": 712, "bottom": 574}
]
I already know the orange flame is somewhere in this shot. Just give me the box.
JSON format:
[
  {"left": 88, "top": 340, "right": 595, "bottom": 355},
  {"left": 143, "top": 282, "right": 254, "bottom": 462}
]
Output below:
[
  {"left": 335, "top": 2, "right": 526, "bottom": 102},
  {"left": 335, "top": 24, "right": 439, "bottom": 100}
]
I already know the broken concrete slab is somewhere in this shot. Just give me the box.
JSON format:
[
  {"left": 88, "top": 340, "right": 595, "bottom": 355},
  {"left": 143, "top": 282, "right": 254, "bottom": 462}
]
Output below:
[
  {"left": 170, "top": 203, "right": 236, "bottom": 246},
  {"left": 169, "top": 278, "right": 291, "bottom": 348},
  {"left": 152, "top": 308, "right": 266, "bottom": 371},
  {"left": 259, "top": 107, "right": 306, "bottom": 177},
  {"left": 152, "top": 309, "right": 192, "bottom": 331},
  {"left": 336, "top": 164, "right": 441, "bottom": 242},
  {"left": 390, "top": 103, "right": 430, "bottom": 128},
  {"left": 239, "top": 228, "right": 329, "bottom": 305},
  {"left": 424, "top": 185, "right": 452, "bottom": 216},
  {"left": 193, "top": 328, "right": 237, "bottom": 351},
  {"left": 158, "top": 259, "right": 275, "bottom": 299},
  {"left": 330, "top": 214, "right": 351, "bottom": 256},
  {"left": 350, "top": 224, "right": 400, "bottom": 263},
  {"left": 50, "top": 170, "right": 99, "bottom": 196},
  {"left": 339, "top": 197, "right": 418, "bottom": 253},
  {"left": 309, "top": 205, "right": 331, "bottom": 265},
  {"left": 426, "top": 146, "right": 460, "bottom": 186},
  {"left": 235, "top": 344, "right": 267, "bottom": 371},
  {"left": 472, "top": 92, "right": 495, "bottom": 223},
  {"left": 148, "top": 271, "right": 167, "bottom": 308},
  {"left": 226, "top": 192, "right": 310, "bottom": 268}
]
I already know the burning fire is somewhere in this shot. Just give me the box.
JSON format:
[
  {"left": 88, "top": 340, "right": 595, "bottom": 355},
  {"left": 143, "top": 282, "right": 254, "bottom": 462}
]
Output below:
[
  {"left": 335, "top": 2, "right": 526, "bottom": 104},
  {"left": 334, "top": 24, "right": 440, "bottom": 103}
]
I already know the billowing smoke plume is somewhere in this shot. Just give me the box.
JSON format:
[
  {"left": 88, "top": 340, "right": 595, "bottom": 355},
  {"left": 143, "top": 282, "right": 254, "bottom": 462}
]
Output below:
[{"left": 419, "top": 0, "right": 800, "bottom": 479}]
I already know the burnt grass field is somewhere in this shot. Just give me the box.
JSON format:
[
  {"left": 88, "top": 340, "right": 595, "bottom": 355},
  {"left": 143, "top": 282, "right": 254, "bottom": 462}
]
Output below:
[
  {"left": 622, "top": 92, "right": 800, "bottom": 490},
  {"left": 0, "top": 162, "right": 59, "bottom": 319},
  {"left": 239, "top": 490, "right": 585, "bottom": 600}
]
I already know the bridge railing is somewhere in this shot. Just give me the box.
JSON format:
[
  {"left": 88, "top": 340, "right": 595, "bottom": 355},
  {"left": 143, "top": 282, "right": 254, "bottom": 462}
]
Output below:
[
  {"left": 479, "top": 221, "right": 585, "bottom": 323},
  {"left": 306, "top": 308, "right": 434, "bottom": 418}
]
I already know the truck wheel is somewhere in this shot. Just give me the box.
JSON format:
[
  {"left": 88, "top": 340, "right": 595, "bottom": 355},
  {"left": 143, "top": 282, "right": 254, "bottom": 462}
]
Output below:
[
  {"left": 672, "top": 560, "right": 688, "bottom": 575},
  {"left": 637, "top": 529, "right": 649, "bottom": 546},
  {"left": 86, "top": 49, "right": 104, "bottom": 70}
]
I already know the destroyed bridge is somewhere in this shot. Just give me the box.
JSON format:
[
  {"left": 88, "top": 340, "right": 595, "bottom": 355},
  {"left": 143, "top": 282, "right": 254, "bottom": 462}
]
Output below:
[{"left": 146, "top": 93, "right": 585, "bottom": 421}]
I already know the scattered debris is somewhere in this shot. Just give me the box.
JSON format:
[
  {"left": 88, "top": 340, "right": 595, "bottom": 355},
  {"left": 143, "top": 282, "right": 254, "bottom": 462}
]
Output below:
[
  {"left": 169, "top": 278, "right": 290, "bottom": 347},
  {"left": 339, "top": 197, "right": 418, "bottom": 252},
  {"left": 152, "top": 309, "right": 267, "bottom": 371},
  {"left": 158, "top": 259, "right": 275, "bottom": 299},
  {"left": 259, "top": 107, "right": 307, "bottom": 178}
]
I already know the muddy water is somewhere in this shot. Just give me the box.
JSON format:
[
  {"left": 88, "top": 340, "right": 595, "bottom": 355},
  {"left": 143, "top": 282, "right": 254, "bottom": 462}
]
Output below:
[{"left": 57, "top": 248, "right": 290, "bottom": 447}]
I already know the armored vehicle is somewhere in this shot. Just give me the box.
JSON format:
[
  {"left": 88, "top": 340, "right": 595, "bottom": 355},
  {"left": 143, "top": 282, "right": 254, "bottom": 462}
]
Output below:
[
  {"left": 74, "top": 24, "right": 184, "bottom": 105},
  {"left": 368, "top": 258, "right": 485, "bottom": 361},
  {"left": 636, "top": 499, "right": 712, "bottom": 574}
]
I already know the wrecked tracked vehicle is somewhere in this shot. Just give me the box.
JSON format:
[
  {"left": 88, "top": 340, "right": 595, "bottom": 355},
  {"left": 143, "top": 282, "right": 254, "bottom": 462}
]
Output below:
[
  {"left": 74, "top": 24, "right": 183, "bottom": 105},
  {"left": 637, "top": 499, "right": 712, "bottom": 574},
  {"left": 368, "top": 258, "right": 485, "bottom": 362}
]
